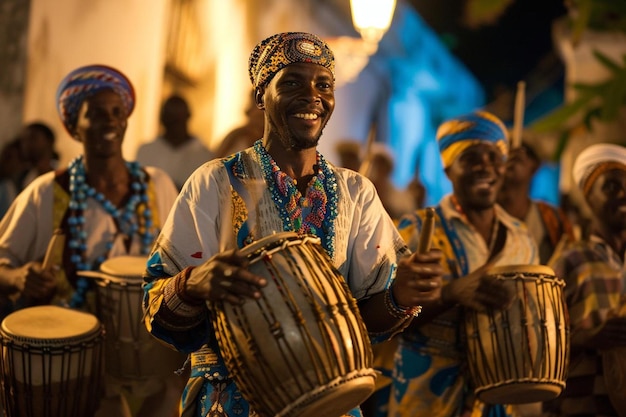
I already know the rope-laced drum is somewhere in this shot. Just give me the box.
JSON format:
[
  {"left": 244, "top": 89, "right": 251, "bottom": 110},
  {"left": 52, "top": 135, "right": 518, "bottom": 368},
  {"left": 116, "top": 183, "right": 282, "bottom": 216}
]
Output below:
[
  {"left": 79, "top": 256, "right": 187, "bottom": 382},
  {"left": 0, "top": 305, "right": 104, "bottom": 417},
  {"left": 212, "top": 232, "right": 376, "bottom": 417},
  {"left": 464, "top": 264, "right": 569, "bottom": 404}
]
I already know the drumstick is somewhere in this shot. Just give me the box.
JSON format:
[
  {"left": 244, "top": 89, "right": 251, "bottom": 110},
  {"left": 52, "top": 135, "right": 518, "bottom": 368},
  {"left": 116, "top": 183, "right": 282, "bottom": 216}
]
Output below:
[
  {"left": 512, "top": 80, "right": 525, "bottom": 149},
  {"left": 42, "top": 229, "right": 65, "bottom": 271},
  {"left": 358, "top": 125, "right": 377, "bottom": 177},
  {"left": 417, "top": 207, "right": 435, "bottom": 254}
]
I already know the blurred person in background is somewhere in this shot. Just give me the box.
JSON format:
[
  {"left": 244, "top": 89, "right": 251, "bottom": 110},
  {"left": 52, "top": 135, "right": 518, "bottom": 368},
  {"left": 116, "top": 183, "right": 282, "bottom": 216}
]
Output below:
[
  {"left": 214, "top": 90, "right": 265, "bottom": 158},
  {"left": 19, "top": 122, "right": 59, "bottom": 189},
  {"left": 497, "top": 141, "right": 574, "bottom": 264},
  {"left": 547, "top": 143, "right": 626, "bottom": 417},
  {"left": 0, "top": 139, "right": 29, "bottom": 219},
  {"left": 137, "top": 94, "right": 214, "bottom": 190}
]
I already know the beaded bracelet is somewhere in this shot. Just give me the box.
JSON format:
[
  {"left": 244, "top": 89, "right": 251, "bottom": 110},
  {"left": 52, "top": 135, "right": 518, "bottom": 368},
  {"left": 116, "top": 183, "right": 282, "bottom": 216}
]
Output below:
[{"left": 384, "top": 287, "right": 423, "bottom": 320}]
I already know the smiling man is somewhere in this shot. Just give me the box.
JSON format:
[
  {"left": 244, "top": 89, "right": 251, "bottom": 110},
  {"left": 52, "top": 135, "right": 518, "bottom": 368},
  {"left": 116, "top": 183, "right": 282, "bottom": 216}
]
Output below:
[
  {"left": 0, "top": 64, "right": 181, "bottom": 416},
  {"left": 388, "top": 110, "right": 539, "bottom": 417},
  {"left": 547, "top": 143, "right": 626, "bottom": 417},
  {"left": 142, "top": 32, "right": 444, "bottom": 417}
]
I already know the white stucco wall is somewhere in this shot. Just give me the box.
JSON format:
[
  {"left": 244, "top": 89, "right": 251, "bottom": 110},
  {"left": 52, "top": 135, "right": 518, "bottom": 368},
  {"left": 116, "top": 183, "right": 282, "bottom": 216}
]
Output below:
[{"left": 23, "top": 0, "right": 170, "bottom": 167}]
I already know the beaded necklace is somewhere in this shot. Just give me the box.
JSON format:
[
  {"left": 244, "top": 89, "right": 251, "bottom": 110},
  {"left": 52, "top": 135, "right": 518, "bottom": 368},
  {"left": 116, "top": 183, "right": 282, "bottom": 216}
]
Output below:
[
  {"left": 66, "top": 155, "right": 154, "bottom": 307},
  {"left": 254, "top": 140, "right": 339, "bottom": 259}
]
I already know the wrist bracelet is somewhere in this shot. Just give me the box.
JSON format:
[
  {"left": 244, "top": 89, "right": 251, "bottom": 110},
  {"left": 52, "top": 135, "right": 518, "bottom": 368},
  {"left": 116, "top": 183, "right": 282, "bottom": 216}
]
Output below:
[{"left": 384, "top": 287, "right": 423, "bottom": 319}]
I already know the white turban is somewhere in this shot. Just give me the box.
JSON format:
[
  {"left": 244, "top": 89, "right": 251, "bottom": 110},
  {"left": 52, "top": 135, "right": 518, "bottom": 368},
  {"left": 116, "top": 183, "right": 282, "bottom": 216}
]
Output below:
[{"left": 572, "top": 143, "right": 626, "bottom": 194}]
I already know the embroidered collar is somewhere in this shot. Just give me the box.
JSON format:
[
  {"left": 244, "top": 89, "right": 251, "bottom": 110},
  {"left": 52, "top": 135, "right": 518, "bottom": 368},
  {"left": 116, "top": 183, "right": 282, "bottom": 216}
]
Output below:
[{"left": 254, "top": 140, "right": 339, "bottom": 259}]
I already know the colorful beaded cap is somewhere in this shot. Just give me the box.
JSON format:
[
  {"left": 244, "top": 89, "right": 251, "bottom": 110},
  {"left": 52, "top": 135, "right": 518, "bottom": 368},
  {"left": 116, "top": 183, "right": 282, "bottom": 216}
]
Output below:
[{"left": 248, "top": 32, "right": 335, "bottom": 88}]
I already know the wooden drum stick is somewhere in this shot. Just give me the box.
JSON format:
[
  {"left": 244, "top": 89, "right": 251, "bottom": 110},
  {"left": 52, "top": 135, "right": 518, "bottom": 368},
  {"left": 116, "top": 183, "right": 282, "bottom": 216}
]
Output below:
[
  {"left": 512, "top": 80, "right": 526, "bottom": 149},
  {"left": 42, "top": 228, "right": 65, "bottom": 270},
  {"left": 417, "top": 207, "right": 435, "bottom": 254}
]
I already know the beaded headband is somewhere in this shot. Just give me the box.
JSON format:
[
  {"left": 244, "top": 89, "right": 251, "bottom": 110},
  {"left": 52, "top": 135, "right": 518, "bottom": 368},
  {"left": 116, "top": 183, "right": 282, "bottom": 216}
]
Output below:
[{"left": 248, "top": 32, "right": 335, "bottom": 89}]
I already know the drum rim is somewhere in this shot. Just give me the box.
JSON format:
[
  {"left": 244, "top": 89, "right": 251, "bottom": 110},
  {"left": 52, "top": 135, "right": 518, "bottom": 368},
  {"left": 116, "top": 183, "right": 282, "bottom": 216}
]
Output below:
[
  {"left": 1, "top": 306, "right": 102, "bottom": 345},
  {"left": 487, "top": 264, "right": 556, "bottom": 276},
  {"left": 240, "top": 232, "right": 321, "bottom": 259},
  {"left": 98, "top": 255, "right": 149, "bottom": 278}
]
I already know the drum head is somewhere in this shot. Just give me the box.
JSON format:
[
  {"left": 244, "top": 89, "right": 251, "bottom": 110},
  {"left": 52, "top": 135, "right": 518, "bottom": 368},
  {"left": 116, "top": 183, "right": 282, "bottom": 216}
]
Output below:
[
  {"left": 240, "top": 232, "right": 300, "bottom": 258},
  {"left": 280, "top": 373, "right": 376, "bottom": 417},
  {"left": 487, "top": 264, "right": 556, "bottom": 277},
  {"left": 99, "top": 255, "right": 148, "bottom": 281},
  {"left": 1, "top": 306, "right": 100, "bottom": 343}
]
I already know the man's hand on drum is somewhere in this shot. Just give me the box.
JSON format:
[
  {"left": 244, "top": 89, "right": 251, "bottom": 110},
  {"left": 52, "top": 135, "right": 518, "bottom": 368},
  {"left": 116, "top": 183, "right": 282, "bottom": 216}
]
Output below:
[
  {"left": 185, "top": 249, "right": 267, "bottom": 305},
  {"left": 393, "top": 250, "right": 443, "bottom": 307},
  {"left": 442, "top": 263, "right": 515, "bottom": 312},
  {"left": 0, "top": 262, "right": 57, "bottom": 302}
]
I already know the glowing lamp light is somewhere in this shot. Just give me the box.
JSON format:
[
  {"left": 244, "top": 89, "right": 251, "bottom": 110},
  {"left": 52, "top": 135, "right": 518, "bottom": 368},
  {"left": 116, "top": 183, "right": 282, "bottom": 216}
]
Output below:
[{"left": 350, "top": 0, "right": 397, "bottom": 44}]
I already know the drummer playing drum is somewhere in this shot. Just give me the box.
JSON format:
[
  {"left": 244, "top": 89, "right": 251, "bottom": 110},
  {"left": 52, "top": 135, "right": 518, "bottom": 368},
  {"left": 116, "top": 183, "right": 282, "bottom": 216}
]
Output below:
[
  {"left": 142, "top": 31, "right": 443, "bottom": 417},
  {"left": 393, "top": 110, "right": 540, "bottom": 417},
  {"left": 548, "top": 143, "right": 626, "bottom": 417}
]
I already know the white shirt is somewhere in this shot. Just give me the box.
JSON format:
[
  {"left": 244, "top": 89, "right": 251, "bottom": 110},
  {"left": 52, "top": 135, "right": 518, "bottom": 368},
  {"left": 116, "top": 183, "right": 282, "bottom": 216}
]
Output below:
[{"left": 136, "top": 136, "right": 214, "bottom": 189}]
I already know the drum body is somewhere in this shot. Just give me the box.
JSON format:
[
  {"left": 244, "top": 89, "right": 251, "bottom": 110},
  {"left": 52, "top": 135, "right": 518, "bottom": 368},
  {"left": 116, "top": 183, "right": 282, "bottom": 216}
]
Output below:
[
  {"left": 83, "top": 256, "right": 187, "bottom": 381},
  {"left": 0, "top": 305, "right": 104, "bottom": 417},
  {"left": 212, "top": 232, "right": 376, "bottom": 417},
  {"left": 464, "top": 265, "right": 569, "bottom": 404}
]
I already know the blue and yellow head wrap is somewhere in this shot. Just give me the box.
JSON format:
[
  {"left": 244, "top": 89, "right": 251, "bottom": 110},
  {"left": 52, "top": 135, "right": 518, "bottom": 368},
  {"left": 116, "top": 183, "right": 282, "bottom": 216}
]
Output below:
[
  {"left": 56, "top": 64, "right": 135, "bottom": 136},
  {"left": 248, "top": 32, "right": 335, "bottom": 89},
  {"left": 436, "top": 110, "right": 508, "bottom": 168}
]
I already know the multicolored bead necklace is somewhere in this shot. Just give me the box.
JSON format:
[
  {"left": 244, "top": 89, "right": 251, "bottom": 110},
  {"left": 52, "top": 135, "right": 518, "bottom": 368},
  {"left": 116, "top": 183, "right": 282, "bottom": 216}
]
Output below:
[
  {"left": 254, "top": 140, "right": 339, "bottom": 259},
  {"left": 66, "top": 155, "right": 154, "bottom": 307}
]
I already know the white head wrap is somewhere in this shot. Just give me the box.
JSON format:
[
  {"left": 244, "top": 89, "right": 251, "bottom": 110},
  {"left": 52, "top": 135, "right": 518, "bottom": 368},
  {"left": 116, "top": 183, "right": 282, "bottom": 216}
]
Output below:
[{"left": 572, "top": 143, "right": 626, "bottom": 193}]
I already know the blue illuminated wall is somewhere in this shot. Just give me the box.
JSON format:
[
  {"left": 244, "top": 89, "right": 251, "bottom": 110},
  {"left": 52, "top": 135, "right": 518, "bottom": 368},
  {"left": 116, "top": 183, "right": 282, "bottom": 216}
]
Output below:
[{"left": 323, "top": 2, "right": 485, "bottom": 206}]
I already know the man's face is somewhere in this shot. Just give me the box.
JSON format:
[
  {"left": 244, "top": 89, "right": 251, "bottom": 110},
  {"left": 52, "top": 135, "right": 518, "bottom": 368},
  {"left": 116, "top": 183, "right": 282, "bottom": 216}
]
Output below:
[
  {"left": 260, "top": 62, "right": 335, "bottom": 151},
  {"left": 586, "top": 168, "right": 626, "bottom": 232},
  {"left": 19, "top": 127, "right": 49, "bottom": 163},
  {"left": 502, "top": 146, "right": 539, "bottom": 187},
  {"left": 160, "top": 99, "right": 190, "bottom": 128},
  {"left": 73, "top": 89, "right": 128, "bottom": 158},
  {"left": 446, "top": 143, "right": 506, "bottom": 211}
]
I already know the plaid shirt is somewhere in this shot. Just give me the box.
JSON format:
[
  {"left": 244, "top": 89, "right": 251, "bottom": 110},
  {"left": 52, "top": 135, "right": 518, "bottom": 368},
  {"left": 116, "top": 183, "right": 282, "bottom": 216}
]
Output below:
[{"left": 548, "top": 234, "right": 626, "bottom": 417}]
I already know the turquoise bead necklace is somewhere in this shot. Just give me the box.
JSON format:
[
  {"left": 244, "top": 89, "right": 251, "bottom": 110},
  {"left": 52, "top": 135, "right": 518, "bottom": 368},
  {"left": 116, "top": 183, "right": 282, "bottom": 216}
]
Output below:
[{"left": 66, "top": 155, "right": 154, "bottom": 307}]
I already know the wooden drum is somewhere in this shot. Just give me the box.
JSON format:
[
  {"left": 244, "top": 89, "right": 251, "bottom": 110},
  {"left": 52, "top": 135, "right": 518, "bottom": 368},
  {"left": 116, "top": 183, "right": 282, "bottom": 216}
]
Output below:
[
  {"left": 464, "top": 265, "right": 569, "bottom": 404},
  {"left": 79, "top": 256, "right": 187, "bottom": 381},
  {"left": 0, "top": 305, "right": 104, "bottom": 417},
  {"left": 212, "top": 232, "right": 376, "bottom": 417}
]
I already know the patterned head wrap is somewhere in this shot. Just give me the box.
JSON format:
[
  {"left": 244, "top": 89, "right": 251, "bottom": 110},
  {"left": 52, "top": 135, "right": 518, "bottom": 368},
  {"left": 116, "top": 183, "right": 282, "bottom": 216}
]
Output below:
[
  {"left": 248, "top": 32, "right": 335, "bottom": 89},
  {"left": 573, "top": 143, "right": 626, "bottom": 196},
  {"left": 436, "top": 110, "right": 509, "bottom": 168},
  {"left": 56, "top": 64, "right": 135, "bottom": 135}
]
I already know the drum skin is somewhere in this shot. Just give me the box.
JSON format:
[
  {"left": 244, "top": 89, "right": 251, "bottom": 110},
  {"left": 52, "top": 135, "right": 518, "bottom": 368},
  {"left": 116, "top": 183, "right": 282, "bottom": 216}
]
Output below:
[
  {"left": 464, "top": 264, "right": 569, "bottom": 405},
  {"left": 0, "top": 305, "right": 104, "bottom": 417},
  {"left": 211, "top": 232, "right": 376, "bottom": 417}
]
